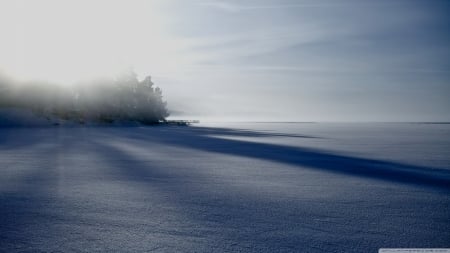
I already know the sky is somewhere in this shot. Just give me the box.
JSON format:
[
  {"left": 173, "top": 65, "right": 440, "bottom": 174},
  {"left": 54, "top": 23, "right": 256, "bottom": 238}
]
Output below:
[{"left": 0, "top": 0, "right": 449, "bottom": 121}]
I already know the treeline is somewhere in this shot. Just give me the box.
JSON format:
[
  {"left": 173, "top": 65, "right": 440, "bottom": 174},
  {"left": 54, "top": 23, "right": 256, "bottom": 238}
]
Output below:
[{"left": 0, "top": 70, "right": 169, "bottom": 124}]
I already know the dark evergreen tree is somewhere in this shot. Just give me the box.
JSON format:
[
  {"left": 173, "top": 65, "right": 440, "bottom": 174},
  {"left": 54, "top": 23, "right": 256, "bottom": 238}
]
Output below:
[{"left": 134, "top": 75, "right": 169, "bottom": 124}]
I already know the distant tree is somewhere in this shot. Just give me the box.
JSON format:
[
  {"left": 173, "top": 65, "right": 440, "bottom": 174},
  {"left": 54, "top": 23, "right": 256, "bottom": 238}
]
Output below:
[{"left": 134, "top": 75, "right": 169, "bottom": 124}]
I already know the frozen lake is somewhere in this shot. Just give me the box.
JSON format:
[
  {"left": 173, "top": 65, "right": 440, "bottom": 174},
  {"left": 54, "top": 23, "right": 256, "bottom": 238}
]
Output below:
[{"left": 1, "top": 123, "right": 449, "bottom": 252}]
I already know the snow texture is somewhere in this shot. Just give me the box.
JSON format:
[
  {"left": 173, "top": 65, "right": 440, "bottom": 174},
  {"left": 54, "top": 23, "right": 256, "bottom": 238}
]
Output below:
[{"left": 0, "top": 123, "right": 449, "bottom": 252}]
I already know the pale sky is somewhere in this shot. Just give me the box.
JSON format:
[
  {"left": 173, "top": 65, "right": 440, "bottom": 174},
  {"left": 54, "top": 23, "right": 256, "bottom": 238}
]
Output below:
[{"left": 0, "top": 0, "right": 449, "bottom": 121}]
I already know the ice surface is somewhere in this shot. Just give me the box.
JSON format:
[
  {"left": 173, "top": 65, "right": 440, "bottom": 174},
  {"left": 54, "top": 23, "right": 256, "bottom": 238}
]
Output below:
[{"left": 0, "top": 123, "right": 449, "bottom": 252}]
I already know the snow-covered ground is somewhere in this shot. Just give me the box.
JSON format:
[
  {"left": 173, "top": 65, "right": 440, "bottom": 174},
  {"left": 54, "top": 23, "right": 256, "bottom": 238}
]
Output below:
[{"left": 0, "top": 123, "right": 449, "bottom": 252}]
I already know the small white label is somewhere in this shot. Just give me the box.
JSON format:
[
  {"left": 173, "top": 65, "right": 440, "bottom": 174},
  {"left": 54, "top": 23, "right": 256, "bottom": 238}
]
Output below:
[{"left": 379, "top": 249, "right": 450, "bottom": 253}]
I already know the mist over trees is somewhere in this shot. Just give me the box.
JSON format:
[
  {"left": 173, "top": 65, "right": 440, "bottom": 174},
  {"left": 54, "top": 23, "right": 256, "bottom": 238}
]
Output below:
[{"left": 0, "top": 70, "right": 169, "bottom": 124}]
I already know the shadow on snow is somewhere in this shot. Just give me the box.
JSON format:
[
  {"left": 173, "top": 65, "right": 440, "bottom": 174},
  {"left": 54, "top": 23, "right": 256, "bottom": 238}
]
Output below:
[{"left": 102, "top": 126, "right": 450, "bottom": 191}]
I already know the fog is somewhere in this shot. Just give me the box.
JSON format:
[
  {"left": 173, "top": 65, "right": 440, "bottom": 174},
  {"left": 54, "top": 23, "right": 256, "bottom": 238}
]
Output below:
[
  {"left": 1, "top": 0, "right": 449, "bottom": 122},
  {"left": 0, "top": 71, "right": 169, "bottom": 125}
]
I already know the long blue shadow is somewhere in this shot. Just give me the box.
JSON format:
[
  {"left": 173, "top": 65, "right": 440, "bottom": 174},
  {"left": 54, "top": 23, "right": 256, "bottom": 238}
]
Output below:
[
  {"left": 111, "top": 126, "right": 450, "bottom": 191},
  {"left": 0, "top": 142, "right": 61, "bottom": 251}
]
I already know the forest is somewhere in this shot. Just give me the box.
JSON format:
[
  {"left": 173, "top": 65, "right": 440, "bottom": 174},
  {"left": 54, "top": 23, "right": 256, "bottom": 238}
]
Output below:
[{"left": 0, "top": 70, "right": 169, "bottom": 125}]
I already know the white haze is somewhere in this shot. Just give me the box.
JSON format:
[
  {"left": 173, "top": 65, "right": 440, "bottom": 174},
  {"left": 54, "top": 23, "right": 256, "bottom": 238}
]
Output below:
[{"left": 1, "top": 0, "right": 449, "bottom": 122}]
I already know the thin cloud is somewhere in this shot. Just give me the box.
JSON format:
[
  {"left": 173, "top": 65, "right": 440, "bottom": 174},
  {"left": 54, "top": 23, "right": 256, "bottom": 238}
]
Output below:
[{"left": 197, "top": 0, "right": 375, "bottom": 12}]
